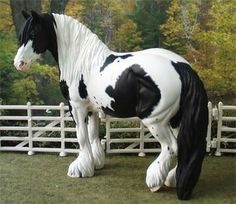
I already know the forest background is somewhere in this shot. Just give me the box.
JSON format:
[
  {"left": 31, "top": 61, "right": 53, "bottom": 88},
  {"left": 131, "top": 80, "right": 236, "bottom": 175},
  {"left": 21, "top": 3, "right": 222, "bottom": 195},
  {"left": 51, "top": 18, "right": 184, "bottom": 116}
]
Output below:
[{"left": 0, "top": 0, "right": 235, "bottom": 106}]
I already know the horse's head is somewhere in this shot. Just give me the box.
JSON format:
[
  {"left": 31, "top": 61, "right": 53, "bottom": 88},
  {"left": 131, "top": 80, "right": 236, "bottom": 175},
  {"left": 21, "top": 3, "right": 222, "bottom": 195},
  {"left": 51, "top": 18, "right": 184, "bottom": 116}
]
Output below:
[{"left": 14, "top": 10, "right": 50, "bottom": 71}]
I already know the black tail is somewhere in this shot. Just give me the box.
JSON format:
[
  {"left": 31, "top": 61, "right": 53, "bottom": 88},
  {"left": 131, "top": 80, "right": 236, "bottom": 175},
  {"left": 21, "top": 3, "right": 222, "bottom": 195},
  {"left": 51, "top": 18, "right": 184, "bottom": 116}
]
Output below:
[{"left": 171, "top": 62, "right": 208, "bottom": 200}]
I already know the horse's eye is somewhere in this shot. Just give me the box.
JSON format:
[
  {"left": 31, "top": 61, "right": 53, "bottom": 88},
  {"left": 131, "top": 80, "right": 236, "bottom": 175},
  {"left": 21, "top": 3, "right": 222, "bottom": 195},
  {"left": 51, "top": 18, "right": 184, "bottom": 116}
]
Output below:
[{"left": 30, "top": 31, "right": 35, "bottom": 39}]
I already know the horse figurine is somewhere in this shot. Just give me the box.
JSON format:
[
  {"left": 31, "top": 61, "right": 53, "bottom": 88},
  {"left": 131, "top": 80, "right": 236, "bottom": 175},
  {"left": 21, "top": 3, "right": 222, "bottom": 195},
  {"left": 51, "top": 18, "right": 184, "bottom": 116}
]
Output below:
[{"left": 14, "top": 11, "right": 208, "bottom": 200}]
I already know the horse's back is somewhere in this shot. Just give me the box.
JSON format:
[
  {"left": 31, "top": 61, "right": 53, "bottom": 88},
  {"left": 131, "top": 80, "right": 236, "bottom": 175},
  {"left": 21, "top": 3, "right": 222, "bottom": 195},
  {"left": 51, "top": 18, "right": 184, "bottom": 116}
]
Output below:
[{"left": 133, "top": 48, "right": 189, "bottom": 65}]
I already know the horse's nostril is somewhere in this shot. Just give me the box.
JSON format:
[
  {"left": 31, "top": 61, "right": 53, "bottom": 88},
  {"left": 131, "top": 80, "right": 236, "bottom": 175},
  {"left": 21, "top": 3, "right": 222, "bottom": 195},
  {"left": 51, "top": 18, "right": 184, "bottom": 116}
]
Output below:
[{"left": 19, "top": 61, "right": 26, "bottom": 68}]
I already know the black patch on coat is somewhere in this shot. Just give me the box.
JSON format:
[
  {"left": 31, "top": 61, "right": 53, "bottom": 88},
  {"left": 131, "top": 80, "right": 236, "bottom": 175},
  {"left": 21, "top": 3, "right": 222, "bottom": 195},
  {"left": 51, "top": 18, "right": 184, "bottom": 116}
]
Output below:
[
  {"left": 88, "top": 112, "right": 93, "bottom": 117},
  {"left": 60, "top": 80, "right": 70, "bottom": 100},
  {"left": 78, "top": 75, "right": 88, "bottom": 99},
  {"left": 59, "top": 80, "right": 75, "bottom": 122},
  {"left": 170, "top": 108, "right": 181, "bottom": 128},
  {"left": 102, "top": 64, "right": 161, "bottom": 119},
  {"left": 100, "top": 54, "right": 133, "bottom": 72}
]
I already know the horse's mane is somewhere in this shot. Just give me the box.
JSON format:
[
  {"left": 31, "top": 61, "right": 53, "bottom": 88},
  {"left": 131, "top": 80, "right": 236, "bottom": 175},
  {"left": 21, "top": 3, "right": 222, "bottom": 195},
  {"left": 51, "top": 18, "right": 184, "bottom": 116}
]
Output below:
[{"left": 52, "top": 14, "right": 110, "bottom": 84}]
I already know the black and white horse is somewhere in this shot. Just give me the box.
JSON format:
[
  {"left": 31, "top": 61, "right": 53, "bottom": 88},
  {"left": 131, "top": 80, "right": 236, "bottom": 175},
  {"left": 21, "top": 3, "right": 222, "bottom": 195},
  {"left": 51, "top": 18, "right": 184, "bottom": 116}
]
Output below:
[{"left": 14, "top": 11, "right": 208, "bottom": 200}]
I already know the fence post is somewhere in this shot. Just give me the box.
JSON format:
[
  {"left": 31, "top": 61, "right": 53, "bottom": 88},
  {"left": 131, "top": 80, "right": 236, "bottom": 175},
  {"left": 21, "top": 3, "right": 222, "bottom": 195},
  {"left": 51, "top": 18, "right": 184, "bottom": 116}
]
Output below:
[
  {"left": 59, "top": 102, "right": 67, "bottom": 157},
  {"left": 27, "top": 102, "right": 34, "bottom": 155},
  {"left": 138, "top": 121, "right": 146, "bottom": 157},
  {"left": 215, "top": 102, "right": 223, "bottom": 156},
  {"left": 105, "top": 116, "right": 111, "bottom": 153},
  {"left": 206, "top": 102, "right": 212, "bottom": 152},
  {"left": 0, "top": 99, "right": 2, "bottom": 149},
  {"left": 99, "top": 112, "right": 106, "bottom": 150}
]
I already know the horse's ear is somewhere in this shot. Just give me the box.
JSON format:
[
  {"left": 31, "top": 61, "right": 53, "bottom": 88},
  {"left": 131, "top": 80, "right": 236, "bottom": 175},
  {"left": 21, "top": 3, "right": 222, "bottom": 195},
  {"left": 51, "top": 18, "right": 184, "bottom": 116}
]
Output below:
[
  {"left": 31, "top": 10, "right": 41, "bottom": 23},
  {"left": 22, "top": 10, "right": 30, "bottom": 20}
]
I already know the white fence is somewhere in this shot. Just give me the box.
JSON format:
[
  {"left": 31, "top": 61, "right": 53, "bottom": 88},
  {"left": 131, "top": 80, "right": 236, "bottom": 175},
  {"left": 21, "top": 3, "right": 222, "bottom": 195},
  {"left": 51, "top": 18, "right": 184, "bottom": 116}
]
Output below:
[
  {"left": 0, "top": 102, "right": 235, "bottom": 156},
  {"left": 214, "top": 102, "right": 236, "bottom": 156},
  {"left": 0, "top": 102, "right": 77, "bottom": 156},
  {"left": 102, "top": 116, "right": 160, "bottom": 157}
]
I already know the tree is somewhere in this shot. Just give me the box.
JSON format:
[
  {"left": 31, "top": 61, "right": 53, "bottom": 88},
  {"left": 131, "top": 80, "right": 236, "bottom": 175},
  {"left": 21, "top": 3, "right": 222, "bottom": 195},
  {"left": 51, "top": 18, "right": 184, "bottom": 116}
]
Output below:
[
  {"left": 11, "top": 78, "right": 40, "bottom": 104},
  {"left": 0, "top": 0, "right": 13, "bottom": 33},
  {"left": 50, "top": 0, "right": 68, "bottom": 14},
  {"left": 112, "top": 19, "right": 142, "bottom": 52},
  {"left": 195, "top": 0, "right": 236, "bottom": 98},
  {"left": 10, "top": 0, "right": 41, "bottom": 37},
  {"left": 160, "top": 0, "right": 200, "bottom": 58},
  {"left": 77, "top": 0, "right": 123, "bottom": 47},
  {"left": 161, "top": 0, "right": 236, "bottom": 99},
  {"left": 133, "top": 0, "right": 171, "bottom": 49},
  {"left": 65, "top": 0, "right": 141, "bottom": 50}
]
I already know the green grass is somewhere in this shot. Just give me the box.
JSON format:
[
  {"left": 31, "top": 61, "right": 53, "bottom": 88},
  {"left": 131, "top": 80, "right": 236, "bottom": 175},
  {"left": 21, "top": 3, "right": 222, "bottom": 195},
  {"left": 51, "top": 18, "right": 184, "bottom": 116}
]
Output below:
[{"left": 0, "top": 153, "right": 235, "bottom": 204}]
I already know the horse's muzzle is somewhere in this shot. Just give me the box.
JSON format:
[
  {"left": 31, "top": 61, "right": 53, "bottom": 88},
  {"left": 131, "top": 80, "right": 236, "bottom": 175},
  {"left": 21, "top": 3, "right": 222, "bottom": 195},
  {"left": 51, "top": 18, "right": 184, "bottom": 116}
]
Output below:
[{"left": 14, "top": 60, "right": 30, "bottom": 72}]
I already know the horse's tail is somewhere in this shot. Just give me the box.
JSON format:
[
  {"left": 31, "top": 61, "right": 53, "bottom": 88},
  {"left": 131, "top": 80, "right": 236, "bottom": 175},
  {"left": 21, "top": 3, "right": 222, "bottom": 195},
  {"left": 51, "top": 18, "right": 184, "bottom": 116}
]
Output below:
[{"left": 171, "top": 62, "right": 208, "bottom": 200}]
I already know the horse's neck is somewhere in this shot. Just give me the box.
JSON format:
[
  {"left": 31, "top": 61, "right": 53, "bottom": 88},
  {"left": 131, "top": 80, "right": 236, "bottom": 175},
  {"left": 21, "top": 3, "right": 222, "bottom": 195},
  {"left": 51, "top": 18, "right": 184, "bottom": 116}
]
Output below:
[{"left": 53, "top": 14, "right": 111, "bottom": 84}]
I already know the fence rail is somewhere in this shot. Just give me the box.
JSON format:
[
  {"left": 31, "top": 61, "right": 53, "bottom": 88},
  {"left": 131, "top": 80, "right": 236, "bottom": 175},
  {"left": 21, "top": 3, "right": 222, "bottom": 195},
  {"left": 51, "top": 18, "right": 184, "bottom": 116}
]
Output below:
[
  {"left": 214, "top": 102, "right": 236, "bottom": 156},
  {"left": 0, "top": 102, "right": 77, "bottom": 156},
  {"left": 0, "top": 101, "right": 235, "bottom": 156}
]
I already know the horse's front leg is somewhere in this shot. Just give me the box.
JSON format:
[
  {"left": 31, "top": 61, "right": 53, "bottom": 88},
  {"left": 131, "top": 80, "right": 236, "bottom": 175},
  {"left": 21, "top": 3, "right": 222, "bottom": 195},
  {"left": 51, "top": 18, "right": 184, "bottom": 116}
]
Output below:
[
  {"left": 67, "top": 103, "right": 94, "bottom": 177},
  {"left": 88, "top": 112, "right": 105, "bottom": 169}
]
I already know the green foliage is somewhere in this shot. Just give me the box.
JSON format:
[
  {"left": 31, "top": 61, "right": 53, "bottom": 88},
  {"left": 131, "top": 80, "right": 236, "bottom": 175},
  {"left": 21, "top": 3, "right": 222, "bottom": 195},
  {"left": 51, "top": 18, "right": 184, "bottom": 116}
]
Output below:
[
  {"left": 161, "top": 0, "right": 201, "bottom": 56},
  {"left": 112, "top": 19, "right": 142, "bottom": 51},
  {"left": 66, "top": 0, "right": 122, "bottom": 47},
  {"left": 0, "top": 33, "right": 20, "bottom": 104},
  {"left": 133, "top": 0, "right": 171, "bottom": 49},
  {"left": 10, "top": 63, "right": 63, "bottom": 105},
  {"left": 29, "top": 63, "right": 64, "bottom": 104},
  {"left": 161, "top": 0, "right": 236, "bottom": 99},
  {"left": 0, "top": 33, "right": 63, "bottom": 105},
  {"left": 65, "top": 0, "right": 142, "bottom": 51},
  {"left": 11, "top": 78, "right": 40, "bottom": 104},
  {"left": 194, "top": 0, "right": 236, "bottom": 98},
  {"left": 0, "top": 0, "right": 14, "bottom": 33},
  {"left": 0, "top": 0, "right": 235, "bottom": 105}
]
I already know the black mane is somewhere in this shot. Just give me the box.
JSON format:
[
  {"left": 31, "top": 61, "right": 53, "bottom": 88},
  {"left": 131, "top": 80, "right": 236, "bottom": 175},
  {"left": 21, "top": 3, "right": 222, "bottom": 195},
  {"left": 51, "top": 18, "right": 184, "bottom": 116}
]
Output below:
[
  {"left": 41, "top": 13, "right": 58, "bottom": 63},
  {"left": 19, "top": 17, "right": 34, "bottom": 46}
]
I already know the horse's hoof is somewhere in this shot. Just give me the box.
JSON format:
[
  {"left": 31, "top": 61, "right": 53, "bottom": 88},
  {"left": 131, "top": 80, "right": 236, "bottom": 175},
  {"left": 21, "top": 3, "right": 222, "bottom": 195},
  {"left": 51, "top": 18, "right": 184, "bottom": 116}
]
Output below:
[
  {"left": 150, "top": 186, "right": 161, "bottom": 192},
  {"left": 67, "top": 161, "right": 83, "bottom": 178},
  {"left": 164, "top": 180, "right": 176, "bottom": 188}
]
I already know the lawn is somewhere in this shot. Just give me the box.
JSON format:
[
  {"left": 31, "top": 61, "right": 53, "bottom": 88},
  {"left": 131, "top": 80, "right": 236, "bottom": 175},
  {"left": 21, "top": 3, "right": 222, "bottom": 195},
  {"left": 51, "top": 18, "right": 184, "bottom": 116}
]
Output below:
[{"left": 0, "top": 153, "right": 235, "bottom": 204}]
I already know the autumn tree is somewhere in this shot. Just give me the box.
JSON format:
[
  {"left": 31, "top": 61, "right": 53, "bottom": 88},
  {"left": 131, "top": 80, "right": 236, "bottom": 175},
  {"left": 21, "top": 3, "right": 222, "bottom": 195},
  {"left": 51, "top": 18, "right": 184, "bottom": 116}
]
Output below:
[
  {"left": 65, "top": 0, "right": 142, "bottom": 50},
  {"left": 112, "top": 19, "right": 142, "bottom": 51},
  {"left": 0, "top": 1, "right": 14, "bottom": 33},
  {"left": 160, "top": 0, "right": 200, "bottom": 59},
  {"left": 1, "top": 0, "right": 235, "bottom": 104},
  {"left": 161, "top": 0, "right": 236, "bottom": 99},
  {"left": 195, "top": 0, "right": 236, "bottom": 98}
]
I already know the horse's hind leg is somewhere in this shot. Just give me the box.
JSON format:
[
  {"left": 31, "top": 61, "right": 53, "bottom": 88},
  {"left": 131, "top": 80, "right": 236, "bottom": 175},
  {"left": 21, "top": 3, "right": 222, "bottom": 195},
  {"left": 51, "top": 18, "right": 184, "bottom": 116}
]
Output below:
[
  {"left": 87, "top": 112, "right": 105, "bottom": 169},
  {"left": 145, "top": 123, "right": 177, "bottom": 192},
  {"left": 164, "top": 127, "right": 179, "bottom": 188},
  {"left": 165, "top": 165, "right": 177, "bottom": 188}
]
